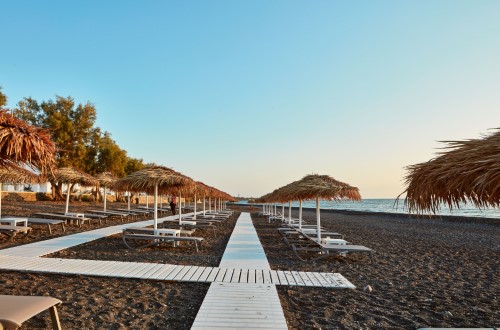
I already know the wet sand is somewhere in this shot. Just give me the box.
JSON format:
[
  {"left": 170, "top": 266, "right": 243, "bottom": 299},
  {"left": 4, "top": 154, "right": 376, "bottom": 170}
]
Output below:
[{"left": 252, "top": 207, "right": 500, "bottom": 329}]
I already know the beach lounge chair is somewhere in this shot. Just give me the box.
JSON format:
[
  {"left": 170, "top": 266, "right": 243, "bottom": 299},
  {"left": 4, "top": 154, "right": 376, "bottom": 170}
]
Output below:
[
  {"left": 86, "top": 209, "right": 130, "bottom": 222},
  {"left": 291, "top": 236, "right": 373, "bottom": 261},
  {"left": 0, "top": 295, "right": 61, "bottom": 330},
  {"left": 27, "top": 218, "right": 66, "bottom": 234},
  {"left": 30, "top": 212, "right": 93, "bottom": 227},
  {"left": 161, "top": 220, "right": 217, "bottom": 237},
  {"left": 0, "top": 225, "right": 31, "bottom": 240},
  {"left": 122, "top": 228, "right": 204, "bottom": 252}
]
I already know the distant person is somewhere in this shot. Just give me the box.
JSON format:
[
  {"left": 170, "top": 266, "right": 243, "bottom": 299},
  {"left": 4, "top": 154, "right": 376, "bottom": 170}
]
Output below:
[{"left": 169, "top": 197, "right": 177, "bottom": 215}]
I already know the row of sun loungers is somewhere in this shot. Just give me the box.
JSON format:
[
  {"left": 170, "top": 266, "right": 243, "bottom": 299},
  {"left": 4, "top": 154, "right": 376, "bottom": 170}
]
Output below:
[{"left": 269, "top": 213, "right": 374, "bottom": 261}]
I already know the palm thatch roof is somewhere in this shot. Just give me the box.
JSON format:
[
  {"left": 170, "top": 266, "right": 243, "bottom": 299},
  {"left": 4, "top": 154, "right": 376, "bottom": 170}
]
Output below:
[
  {"left": 52, "top": 167, "right": 98, "bottom": 186},
  {"left": 258, "top": 174, "right": 361, "bottom": 203},
  {"left": 0, "top": 163, "right": 41, "bottom": 184},
  {"left": 402, "top": 129, "right": 500, "bottom": 213},
  {"left": 0, "top": 109, "right": 56, "bottom": 172},
  {"left": 112, "top": 165, "right": 194, "bottom": 193},
  {"left": 95, "top": 172, "right": 117, "bottom": 186}
]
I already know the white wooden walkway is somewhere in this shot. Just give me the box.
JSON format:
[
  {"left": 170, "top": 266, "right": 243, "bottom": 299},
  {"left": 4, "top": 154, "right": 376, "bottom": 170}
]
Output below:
[
  {"left": 0, "top": 212, "right": 355, "bottom": 287},
  {"left": 0, "top": 214, "right": 185, "bottom": 258},
  {"left": 191, "top": 212, "right": 288, "bottom": 329}
]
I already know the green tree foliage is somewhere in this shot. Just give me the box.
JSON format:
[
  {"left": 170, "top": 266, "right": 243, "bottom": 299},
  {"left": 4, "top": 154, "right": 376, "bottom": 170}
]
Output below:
[
  {"left": 14, "top": 96, "right": 98, "bottom": 169},
  {"left": 13, "top": 95, "right": 143, "bottom": 200}
]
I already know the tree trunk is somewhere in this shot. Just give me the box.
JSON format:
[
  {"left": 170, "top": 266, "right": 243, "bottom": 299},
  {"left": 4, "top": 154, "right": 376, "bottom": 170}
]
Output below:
[{"left": 50, "top": 180, "right": 65, "bottom": 201}]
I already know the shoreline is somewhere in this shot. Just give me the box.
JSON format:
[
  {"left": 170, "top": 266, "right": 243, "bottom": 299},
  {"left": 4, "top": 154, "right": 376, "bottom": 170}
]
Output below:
[{"left": 233, "top": 203, "right": 500, "bottom": 225}]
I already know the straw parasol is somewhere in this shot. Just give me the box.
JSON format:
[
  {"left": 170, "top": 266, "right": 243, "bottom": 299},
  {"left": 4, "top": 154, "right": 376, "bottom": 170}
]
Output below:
[
  {"left": 95, "top": 172, "right": 117, "bottom": 212},
  {"left": 0, "top": 163, "right": 41, "bottom": 218},
  {"left": 284, "top": 174, "right": 361, "bottom": 243},
  {"left": 113, "top": 165, "right": 194, "bottom": 232},
  {"left": 402, "top": 129, "right": 500, "bottom": 214},
  {"left": 0, "top": 109, "right": 56, "bottom": 172},
  {"left": 52, "top": 167, "right": 98, "bottom": 214}
]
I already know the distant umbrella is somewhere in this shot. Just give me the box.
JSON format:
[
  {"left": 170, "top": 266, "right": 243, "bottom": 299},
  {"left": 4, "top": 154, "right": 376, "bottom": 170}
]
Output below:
[
  {"left": 95, "top": 172, "right": 117, "bottom": 212},
  {"left": 402, "top": 129, "right": 500, "bottom": 214},
  {"left": 52, "top": 167, "right": 98, "bottom": 214},
  {"left": 113, "top": 165, "right": 194, "bottom": 232},
  {"left": 0, "top": 163, "right": 41, "bottom": 218},
  {"left": 0, "top": 109, "right": 55, "bottom": 173}
]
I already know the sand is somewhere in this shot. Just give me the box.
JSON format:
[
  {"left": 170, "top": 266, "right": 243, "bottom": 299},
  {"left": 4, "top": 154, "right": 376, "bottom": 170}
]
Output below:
[
  {"left": 252, "top": 207, "right": 500, "bottom": 329},
  {"left": 1, "top": 200, "right": 499, "bottom": 329}
]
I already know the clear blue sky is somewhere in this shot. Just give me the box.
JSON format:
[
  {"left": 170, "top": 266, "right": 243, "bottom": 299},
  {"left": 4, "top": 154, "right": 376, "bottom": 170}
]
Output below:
[{"left": 1, "top": 0, "right": 499, "bottom": 198}]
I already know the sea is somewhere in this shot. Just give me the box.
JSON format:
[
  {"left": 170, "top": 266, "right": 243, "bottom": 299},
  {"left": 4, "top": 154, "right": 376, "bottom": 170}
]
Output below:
[{"left": 235, "top": 199, "right": 500, "bottom": 219}]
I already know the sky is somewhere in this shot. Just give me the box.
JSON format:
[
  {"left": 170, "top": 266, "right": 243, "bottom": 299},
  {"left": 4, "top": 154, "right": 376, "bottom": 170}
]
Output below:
[{"left": 1, "top": 1, "right": 499, "bottom": 198}]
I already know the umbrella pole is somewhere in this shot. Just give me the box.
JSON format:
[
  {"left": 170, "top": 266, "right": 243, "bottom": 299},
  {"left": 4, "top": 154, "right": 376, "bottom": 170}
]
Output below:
[
  {"left": 209, "top": 196, "right": 211, "bottom": 213},
  {"left": 103, "top": 186, "right": 107, "bottom": 212},
  {"left": 0, "top": 182, "right": 2, "bottom": 218},
  {"left": 146, "top": 194, "right": 148, "bottom": 208},
  {"left": 154, "top": 184, "right": 158, "bottom": 233},
  {"left": 299, "top": 199, "right": 303, "bottom": 230},
  {"left": 288, "top": 201, "right": 292, "bottom": 225},
  {"left": 65, "top": 184, "right": 71, "bottom": 214},
  {"left": 316, "top": 197, "right": 321, "bottom": 244},
  {"left": 193, "top": 193, "right": 197, "bottom": 220},
  {"left": 203, "top": 196, "right": 206, "bottom": 215},
  {"left": 281, "top": 204, "right": 284, "bottom": 222},
  {"left": 179, "top": 192, "right": 182, "bottom": 224},
  {"left": 127, "top": 192, "right": 130, "bottom": 210},
  {"left": 160, "top": 195, "right": 163, "bottom": 208}
]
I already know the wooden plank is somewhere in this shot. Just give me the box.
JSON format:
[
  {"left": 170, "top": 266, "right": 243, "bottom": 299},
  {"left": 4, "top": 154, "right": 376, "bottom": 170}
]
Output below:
[
  {"left": 296, "top": 271, "right": 313, "bottom": 286},
  {"left": 150, "top": 264, "right": 177, "bottom": 280},
  {"left": 276, "top": 271, "right": 288, "bottom": 285},
  {"left": 170, "top": 266, "right": 191, "bottom": 281},
  {"left": 248, "top": 269, "right": 256, "bottom": 283},
  {"left": 230, "top": 269, "right": 241, "bottom": 283},
  {"left": 188, "top": 266, "right": 206, "bottom": 282},
  {"left": 127, "top": 263, "right": 157, "bottom": 278},
  {"left": 270, "top": 270, "right": 280, "bottom": 285},
  {"left": 142, "top": 264, "right": 165, "bottom": 279},
  {"left": 255, "top": 269, "right": 264, "bottom": 284},
  {"left": 222, "top": 268, "right": 234, "bottom": 283},
  {"left": 291, "top": 271, "right": 305, "bottom": 286},
  {"left": 308, "top": 272, "right": 328, "bottom": 287},
  {"left": 181, "top": 266, "right": 199, "bottom": 281},
  {"left": 164, "top": 265, "right": 187, "bottom": 280},
  {"left": 262, "top": 270, "right": 272, "bottom": 284},
  {"left": 305, "top": 271, "right": 322, "bottom": 287},
  {"left": 284, "top": 271, "right": 296, "bottom": 285},
  {"left": 197, "top": 267, "right": 215, "bottom": 282},
  {"left": 214, "top": 268, "right": 227, "bottom": 282}
]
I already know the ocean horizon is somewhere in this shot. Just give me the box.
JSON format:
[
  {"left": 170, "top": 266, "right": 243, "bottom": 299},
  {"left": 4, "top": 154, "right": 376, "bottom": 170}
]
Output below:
[{"left": 236, "top": 198, "right": 500, "bottom": 219}]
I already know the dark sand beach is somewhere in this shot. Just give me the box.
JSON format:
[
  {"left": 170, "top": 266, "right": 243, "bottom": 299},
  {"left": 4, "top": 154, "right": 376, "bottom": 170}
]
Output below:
[
  {"left": 1, "top": 200, "right": 499, "bottom": 329},
  {"left": 0, "top": 200, "right": 238, "bottom": 329},
  {"left": 251, "top": 207, "right": 500, "bottom": 329}
]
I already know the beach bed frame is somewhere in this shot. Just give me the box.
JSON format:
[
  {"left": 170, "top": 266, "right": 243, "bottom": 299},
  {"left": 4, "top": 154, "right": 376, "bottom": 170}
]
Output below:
[
  {"left": 122, "top": 228, "right": 204, "bottom": 252},
  {"left": 0, "top": 225, "right": 31, "bottom": 241}
]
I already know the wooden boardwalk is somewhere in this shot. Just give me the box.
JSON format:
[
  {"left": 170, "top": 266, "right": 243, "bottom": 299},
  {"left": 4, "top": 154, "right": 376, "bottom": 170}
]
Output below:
[{"left": 191, "top": 212, "right": 288, "bottom": 329}]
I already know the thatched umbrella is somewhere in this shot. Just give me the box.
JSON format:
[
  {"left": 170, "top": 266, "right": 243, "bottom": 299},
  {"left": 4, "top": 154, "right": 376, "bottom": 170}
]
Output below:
[
  {"left": 402, "top": 129, "right": 500, "bottom": 214},
  {"left": 113, "top": 165, "right": 194, "bottom": 232},
  {"left": 0, "top": 163, "right": 41, "bottom": 218},
  {"left": 95, "top": 172, "right": 117, "bottom": 212},
  {"left": 284, "top": 174, "right": 361, "bottom": 243},
  {"left": 0, "top": 109, "right": 56, "bottom": 172},
  {"left": 52, "top": 167, "right": 98, "bottom": 214}
]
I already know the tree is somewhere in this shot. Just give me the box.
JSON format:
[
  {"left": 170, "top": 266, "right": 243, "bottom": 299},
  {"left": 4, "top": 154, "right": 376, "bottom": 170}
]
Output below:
[{"left": 14, "top": 96, "right": 99, "bottom": 199}]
